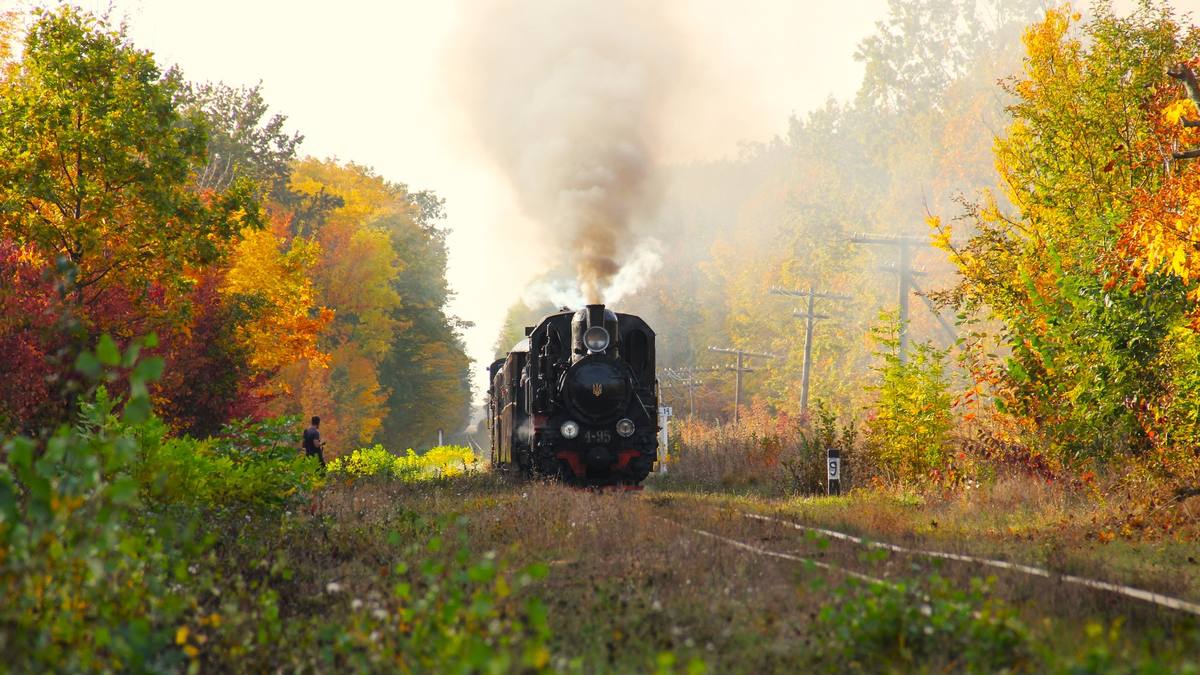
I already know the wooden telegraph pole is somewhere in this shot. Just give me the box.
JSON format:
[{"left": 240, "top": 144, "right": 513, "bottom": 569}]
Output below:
[
  {"left": 707, "top": 346, "right": 779, "bottom": 425},
  {"left": 850, "top": 233, "right": 927, "bottom": 360},
  {"left": 769, "top": 287, "right": 851, "bottom": 415},
  {"left": 850, "top": 233, "right": 957, "bottom": 360}
]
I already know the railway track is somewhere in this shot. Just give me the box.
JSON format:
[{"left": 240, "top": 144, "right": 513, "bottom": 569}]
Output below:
[{"left": 647, "top": 496, "right": 1200, "bottom": 618}]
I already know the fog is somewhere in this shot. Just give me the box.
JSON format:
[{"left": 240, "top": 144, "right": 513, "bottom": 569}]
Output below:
[{"left": 59, "top": 0, "right": 1155, "bottom": 416}]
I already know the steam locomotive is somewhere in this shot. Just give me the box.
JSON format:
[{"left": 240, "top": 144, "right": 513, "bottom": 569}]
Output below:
[{"left": 487, "top": 304, "right": 658, "bottom": 485}]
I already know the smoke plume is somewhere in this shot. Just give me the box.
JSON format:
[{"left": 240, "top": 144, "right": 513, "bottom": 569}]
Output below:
[{"left": 453, "top": 0, "right": 677, "bottom": 303}]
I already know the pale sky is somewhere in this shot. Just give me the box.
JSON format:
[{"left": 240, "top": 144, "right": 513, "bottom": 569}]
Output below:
[{"left": 18, "top": 0, "right": 1171, "bottom": 408}]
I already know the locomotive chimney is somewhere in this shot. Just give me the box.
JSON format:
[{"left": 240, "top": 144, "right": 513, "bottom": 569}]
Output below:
[
  {"left": 586, "top": 304, "right": 605, "bottom": 330},
  {"left": 571, "top": 304, "right": 620, "bottom": 361}
]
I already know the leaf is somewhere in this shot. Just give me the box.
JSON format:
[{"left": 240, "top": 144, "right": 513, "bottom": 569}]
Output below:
[
  {"left": 122, "top": 396, "right": 152, "bottom": 424},
  {"left": 1007, "top": 359, "right": 1029, "bottom": 383},
  {"left": 75, "top": 350, "right": 101, "bottom": 379},
  {"left": 6, "top": 437, "right": 35, "bottom": 470},
  {"left": 109, "top": 475, "right": 138, "bottom": 504},
  {"left": 96, "top": 334, "right": 119, "bottom": 366},
  {"left": 133, "top": 357, "right": 165, "bottom": 384},
  {"left": 0, "top": 475, "right": 18, "bottom": 523}
]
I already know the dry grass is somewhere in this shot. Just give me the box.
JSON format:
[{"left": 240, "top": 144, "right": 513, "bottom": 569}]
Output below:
[
  {"left": 652, "top": 473, "right": 1200, "bottom": 604},
  {"left": 315, "top": 477, "right": 843, "bottom": 671},
  {"left": 308, "top": 472, "right": 1199, "bottom": 671}
]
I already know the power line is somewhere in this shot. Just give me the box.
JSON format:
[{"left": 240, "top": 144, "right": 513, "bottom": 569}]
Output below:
[{"left": 659, "top": 366, "right": 721, "bottom": 418}]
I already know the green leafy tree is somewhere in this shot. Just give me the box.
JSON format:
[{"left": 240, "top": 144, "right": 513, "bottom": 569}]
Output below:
[
  {"left": 178, "top": 80, "right": 303, "bottom": 197},
  {"left": 0, "top": 6, "right": 260, "bottom": 314}
]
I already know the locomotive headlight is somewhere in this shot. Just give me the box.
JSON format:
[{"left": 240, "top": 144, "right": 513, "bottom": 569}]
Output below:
[
  {"left": 560, "top": 420, "right": 580, "bottom": 439},
  {"left": 616, "top": 418, "right": 635, "bottom": 438},
  {"left": 583, "top": 326, "right": 610, "bottom": 353}
]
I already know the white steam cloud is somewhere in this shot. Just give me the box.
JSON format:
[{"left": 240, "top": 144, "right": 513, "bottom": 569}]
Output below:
[
  {"left": 454, "top": 0, "right": 677, "bottom": 304},
  {"left": 522, "top": 240, "right": 663, "bottom": 309}
]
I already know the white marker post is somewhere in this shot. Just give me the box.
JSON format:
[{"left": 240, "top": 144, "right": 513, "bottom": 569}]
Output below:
[
  {"left": 827, "top": 447, "right": 841, "bottom": 496},
  {"left": 658, "top": 405, "right": 672, "bottom": 474}
]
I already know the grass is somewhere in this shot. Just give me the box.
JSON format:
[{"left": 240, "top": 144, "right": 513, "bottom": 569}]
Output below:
[
  {"left": 7, "top": 395, "right": 1198, "bottom": 671},
  {"left": 278, "top": 473, "right": 1198, "bottom": 672}
]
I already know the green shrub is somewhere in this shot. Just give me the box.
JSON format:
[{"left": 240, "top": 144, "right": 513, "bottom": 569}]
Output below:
[
  {"left": 0, "top": 336, "right": 323, "bottom": 669},
  {"left": 135, "top": 416, "right": 321, "bottom": 509},
  {"left": 0, "top": 337, "right": 194, "bottom": 671},
  {"left": 865, "top": 314, "right": 954, "bottom": 483},
  {"left": 811, "top": 575, "right": 1032, "bottom": 672}
]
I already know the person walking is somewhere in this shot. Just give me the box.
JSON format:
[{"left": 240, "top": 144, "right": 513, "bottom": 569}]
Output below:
[{"left": 302, "top": 415, "right": 327, "bottom": 467}]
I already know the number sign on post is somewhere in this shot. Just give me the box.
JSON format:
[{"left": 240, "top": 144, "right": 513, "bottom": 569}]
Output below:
[{"left": 827, "top": 446, "right": 841, "bottom": 496}]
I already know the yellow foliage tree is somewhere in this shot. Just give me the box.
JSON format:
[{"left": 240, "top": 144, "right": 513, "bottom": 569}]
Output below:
[{"left": 221, "top": 218, "right": 331, "bottom": 377}]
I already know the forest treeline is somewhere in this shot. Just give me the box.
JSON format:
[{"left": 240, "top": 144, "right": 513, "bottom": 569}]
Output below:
[
  {"left": 0, "top": 7, "right": 472, "bottom": 454},
  {"left": 501, "top": 0, "right": 1200, "bottom": 484}
]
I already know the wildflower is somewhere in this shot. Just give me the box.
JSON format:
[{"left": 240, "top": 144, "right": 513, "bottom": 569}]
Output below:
[
  {"left": 351, "top": 598, "right": 363, "bottom": 610},
  {"left": 327, "top": 581, "right": 343, "bottom": 593},
  {"left": 372, "top": 608, "right": 388, "bottom": 621}
]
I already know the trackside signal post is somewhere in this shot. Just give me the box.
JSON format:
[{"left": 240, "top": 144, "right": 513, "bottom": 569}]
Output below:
[{"left": 657, "top": 405, "right": 672, "bottom": 474}]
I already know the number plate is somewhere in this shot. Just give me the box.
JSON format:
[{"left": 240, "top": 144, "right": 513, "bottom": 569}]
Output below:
[
  {"left": 827, "top": 458, "right": 841, "bottom": 480},
  {"left": 583, "top": 430, "right": 613, "bottom": 444}
]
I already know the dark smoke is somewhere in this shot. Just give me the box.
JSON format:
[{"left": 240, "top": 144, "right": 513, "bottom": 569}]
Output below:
[{"left": 453, "top": 0, "right": 677, "bottom": 302}]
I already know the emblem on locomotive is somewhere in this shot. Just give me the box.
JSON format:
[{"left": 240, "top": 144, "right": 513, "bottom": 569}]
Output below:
[{"left": 487, "top": 304, "right": 658, "bottom": 486}]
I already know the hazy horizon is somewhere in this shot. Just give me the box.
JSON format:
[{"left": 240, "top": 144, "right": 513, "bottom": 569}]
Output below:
[{"left": 33, "top": 0, "right": 1156, "bottom": 412}]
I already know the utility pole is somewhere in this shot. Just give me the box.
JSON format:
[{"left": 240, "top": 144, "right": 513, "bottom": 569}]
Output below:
[
  {"left": 769, "top": 287, "right": 851, "bottom": 415},
  {"left": 909, "top": 277, "right": 957, "bottom": 344},
  {"left": 660, "top": 366, "right": 720, "bottom": 418},
  {"left": 850, "top": 233, "right": 933, "bottom": 361},
  {"left": 707, "top": 346, "right": 779, "bottom": 425}
]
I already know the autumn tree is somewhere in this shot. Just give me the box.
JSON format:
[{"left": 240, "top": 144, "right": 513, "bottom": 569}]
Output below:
[
  {"left": 934, "top": 3, "right": 1200, "bottom": 460},
  {"left": 0, "top": 7, "right": 260, "bottom": 325},
  {"left": 273, "top": 159, "right": 469, "bottom": 453}
]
